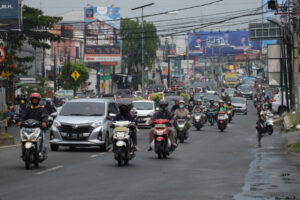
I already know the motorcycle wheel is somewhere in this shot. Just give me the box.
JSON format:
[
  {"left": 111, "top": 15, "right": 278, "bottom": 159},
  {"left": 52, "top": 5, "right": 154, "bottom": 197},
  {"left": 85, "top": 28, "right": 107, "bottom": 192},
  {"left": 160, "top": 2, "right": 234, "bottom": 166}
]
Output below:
[
  {"left": 24, "top": 149, "right": 32, "bottom": 170},
  {"left": 196, "top": 127, "right": 200, "bottom": 131},
  {"left": 117, "top": 149, "right": 123, "bottom": 166},
  {"left": 268, "top": 127, "right": 273, "bottom": 135},
  {"left": 179, "top": 135, "right": 184, "bottom": 143},
  {"left": 34, "top": 152, "right": 39, "bottom": 167}
]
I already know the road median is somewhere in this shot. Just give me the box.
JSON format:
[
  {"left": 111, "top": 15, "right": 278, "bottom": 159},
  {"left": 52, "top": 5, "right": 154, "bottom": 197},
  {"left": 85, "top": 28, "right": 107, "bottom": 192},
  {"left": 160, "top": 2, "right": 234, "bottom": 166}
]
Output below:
[{"left": 0, "top": 133, "right": 15, "bottom": 146}]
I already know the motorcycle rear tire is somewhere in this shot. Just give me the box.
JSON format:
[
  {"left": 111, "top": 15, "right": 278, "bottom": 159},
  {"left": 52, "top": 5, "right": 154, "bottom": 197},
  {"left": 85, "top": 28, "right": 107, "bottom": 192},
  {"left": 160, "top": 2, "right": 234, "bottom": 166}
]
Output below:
[
  {"left": 268, "top": 127, "right": 273, "bottom": 135},
  {"left": 196, "top": 127, "right": 200, "bottom": 131}
]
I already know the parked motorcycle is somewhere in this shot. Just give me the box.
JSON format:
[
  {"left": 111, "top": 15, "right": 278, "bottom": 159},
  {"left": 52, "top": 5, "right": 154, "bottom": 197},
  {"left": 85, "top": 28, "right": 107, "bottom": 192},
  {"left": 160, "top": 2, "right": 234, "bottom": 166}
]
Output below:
[
  {"left": 175, "top": 116, "right": 188, "bottom": 143},
  {"left": 20, "top": 119, "right": 47, "bottom": 169},
  {"left": 151, "top": 119, "right": 173, "bottom": 159},
  {"left": 111, "top": 121, "right": 135, "bottom": 166},
  {"left": 217, "top": 112, "right": 227, "bottom": 132}
]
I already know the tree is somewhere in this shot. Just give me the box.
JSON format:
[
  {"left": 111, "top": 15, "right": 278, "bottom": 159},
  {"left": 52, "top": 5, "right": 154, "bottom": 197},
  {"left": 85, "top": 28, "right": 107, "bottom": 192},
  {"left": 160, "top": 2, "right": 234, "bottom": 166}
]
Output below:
[
  {"left": 0, "top": 5, "right": 62, "bottom": 76},
  {"left": 58, "top": 63, "right": 89, "bottom": 94},
  {"left": 21, "top": 76, "right": 53, "bottom": 100},
  {"left": 120, "top": 18, "right": 160, "bottom": 89}
]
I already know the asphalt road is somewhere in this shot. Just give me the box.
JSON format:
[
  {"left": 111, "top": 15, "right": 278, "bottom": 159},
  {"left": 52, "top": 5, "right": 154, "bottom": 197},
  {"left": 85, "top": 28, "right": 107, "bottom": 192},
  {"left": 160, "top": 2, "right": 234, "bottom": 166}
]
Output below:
[{"left": 0, "top": 103, "right": 278, "bottom": 200}]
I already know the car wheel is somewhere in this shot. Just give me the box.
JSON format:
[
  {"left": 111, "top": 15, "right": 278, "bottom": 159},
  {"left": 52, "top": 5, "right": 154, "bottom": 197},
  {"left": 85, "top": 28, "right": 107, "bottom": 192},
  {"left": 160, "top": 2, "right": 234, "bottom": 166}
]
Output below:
[
  {"left": 100, "top": 133, "right": 109, "bottom": 152},
  {"left": 50, "top": 144, "right": 59, "bottom": 151}
]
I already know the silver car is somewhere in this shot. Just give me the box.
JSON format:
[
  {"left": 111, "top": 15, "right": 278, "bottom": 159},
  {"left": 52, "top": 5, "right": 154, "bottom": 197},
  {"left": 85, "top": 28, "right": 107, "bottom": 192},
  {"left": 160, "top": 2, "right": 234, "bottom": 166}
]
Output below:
[{"left": 50, "top": 99, "right": 118, "bottom": 151}]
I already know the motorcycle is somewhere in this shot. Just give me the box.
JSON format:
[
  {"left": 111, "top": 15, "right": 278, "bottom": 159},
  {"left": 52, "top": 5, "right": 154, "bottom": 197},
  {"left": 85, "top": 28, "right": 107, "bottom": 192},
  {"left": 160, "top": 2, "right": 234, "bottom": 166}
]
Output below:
[
  {"left": 48, "top": 112, "right": 57, "bottom": 128},
  {"left": 151, "top": 119, "right": 173, "bottom": 159},
  {"left": 207, "top": 107, "right": 215, "bottom": 126},
  {"left": 265, "top": 111, "right": 274, "bottom": 135},
  {"left": 111, "top": 121, "right": 135, "bottom": 166},
  {"left": 227, "top": 109, "right": 233, "bottom": 123},
  {"left": 20, "top": 119, "right": 47, "bottom": 169},
  {"left": 193, "top": 112, "right": 205, "bottom": 131},
  {"left": 175, "top": 116, "right": 188, "bottom": 143},
  {"left": 217, "top": 112, "right": 227, "bottom": 132}
]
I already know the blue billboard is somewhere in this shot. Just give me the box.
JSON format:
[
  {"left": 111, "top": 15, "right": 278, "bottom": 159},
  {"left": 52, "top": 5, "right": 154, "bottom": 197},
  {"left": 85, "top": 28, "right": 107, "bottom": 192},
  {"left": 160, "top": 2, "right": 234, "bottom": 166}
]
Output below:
[
  {"left": 188, "top": 31, "right": 261, "bottom": 57},
  {"left": 0, "top": 0, "right": 20, "bottom": 30},
  {"left": 84, "top": 5, "right": 120, "bottom": 64}
]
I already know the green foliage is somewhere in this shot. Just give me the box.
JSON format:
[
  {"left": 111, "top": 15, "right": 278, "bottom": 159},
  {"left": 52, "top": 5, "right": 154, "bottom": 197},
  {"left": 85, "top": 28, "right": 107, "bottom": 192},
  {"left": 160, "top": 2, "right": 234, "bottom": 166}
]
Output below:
[
  {"left": 20, "top": 76, "right": 53, "bottom": 99},
  {"left": 131, "top": 96, "right": 144, "bottom": 101},
  {"left": 0, "top": 5, "right": 62, "bottom": 76},
  {"left": 180, "top": 93, "right": 189, "bottom": 102},
  {"left": 149, "top": 93, "right": 163, "bottom": 105},
  {"left": 58, "top": 63, "right": 89, "bottom": 94},
  {"left": 0, "top": 133, "right": 10, "bottom": 138},
  {"left": 120, "top": 18, "right": 159, "bottom": 88}
]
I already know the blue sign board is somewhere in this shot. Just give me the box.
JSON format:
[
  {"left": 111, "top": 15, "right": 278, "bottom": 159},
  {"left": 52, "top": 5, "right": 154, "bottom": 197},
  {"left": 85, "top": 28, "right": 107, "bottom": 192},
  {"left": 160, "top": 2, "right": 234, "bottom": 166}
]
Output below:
[
  {"left": 188, "top": 31, "right": 261, "bottom": 57},
  {"left": 0, "top": 0, "right": 20, "bottom": 30}
]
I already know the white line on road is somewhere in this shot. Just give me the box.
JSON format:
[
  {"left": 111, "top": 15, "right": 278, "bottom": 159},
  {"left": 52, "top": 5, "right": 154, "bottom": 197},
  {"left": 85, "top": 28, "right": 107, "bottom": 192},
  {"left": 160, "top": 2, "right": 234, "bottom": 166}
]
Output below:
[
  {"left": 36, "top": 165, "right": 64, "bottom": 175},
  {"left": 90, "top": 153, "right": 105, "bottom": 158},
  {"left": 0, "top": 144, "right": 21, "bottom": 149}
]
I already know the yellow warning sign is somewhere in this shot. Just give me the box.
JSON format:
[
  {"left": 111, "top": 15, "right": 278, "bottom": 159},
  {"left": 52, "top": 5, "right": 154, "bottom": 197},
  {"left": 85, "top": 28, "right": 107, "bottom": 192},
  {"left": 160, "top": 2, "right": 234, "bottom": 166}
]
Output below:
[
  {"left": 100, "top": 81, "right": 106, "bottom": 89},
  {"left": 1, "top": 71, "right": 11, "bottom": 79},
  {"left": 71, "top": 70, "right": 80, "bottom": 80}
]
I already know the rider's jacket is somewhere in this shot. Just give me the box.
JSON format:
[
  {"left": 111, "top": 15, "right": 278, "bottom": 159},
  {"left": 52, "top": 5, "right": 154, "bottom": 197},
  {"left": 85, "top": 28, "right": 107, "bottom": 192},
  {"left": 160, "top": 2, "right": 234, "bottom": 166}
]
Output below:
[{"left": 20, "top": 105, "right": 48, "bottom": 123}]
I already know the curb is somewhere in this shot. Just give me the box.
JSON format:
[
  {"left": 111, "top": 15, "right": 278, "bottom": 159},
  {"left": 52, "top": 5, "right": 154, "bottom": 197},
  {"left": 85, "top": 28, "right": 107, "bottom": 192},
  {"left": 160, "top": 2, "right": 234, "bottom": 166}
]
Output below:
[{"left": 0, "top": 136, "right": 15, "bottom": 146}]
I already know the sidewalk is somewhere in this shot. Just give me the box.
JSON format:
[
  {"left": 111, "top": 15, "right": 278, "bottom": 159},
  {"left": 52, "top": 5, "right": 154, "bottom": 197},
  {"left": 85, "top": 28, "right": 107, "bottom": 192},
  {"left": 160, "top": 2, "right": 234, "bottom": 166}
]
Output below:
[
  {"left": 281, "top": 130, "right": 300, "bottom": 146},
  {"left": 235, "top": 132, "right": 300, "bottom": 199}
]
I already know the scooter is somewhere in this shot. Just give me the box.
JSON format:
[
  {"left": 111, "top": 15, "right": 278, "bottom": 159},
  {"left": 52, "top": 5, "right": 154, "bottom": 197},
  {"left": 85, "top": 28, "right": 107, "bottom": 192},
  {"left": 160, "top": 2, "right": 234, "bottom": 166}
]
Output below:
[
  {"left": 207, "top": 107, "right": 215, "bottom": 126},
  {"left": 227, "top": 109, "right": 233, "bottom": 123},
  {"left": 265, "top": 111, "right": 274, "bottom": 135},
  {"left": 151, "top": 119, "right": 173, "bottom": 159},
  {"left": 175, "top": 116, "right": 188, "bottom": 143},
  {"left": 111, "top": 121, "right": 135, "bottom": 166},
  {"left": 194, "top": 112, "right": 205, "bottom": 131},
  {"left": 217, "top": 112, "right": 227, "bottom": 132},
  {"left": 20, "top": 119, "right": 47, "bottom": 169},
  {"left": 48, "top": 112, "right": 57, "bottom": 128}
]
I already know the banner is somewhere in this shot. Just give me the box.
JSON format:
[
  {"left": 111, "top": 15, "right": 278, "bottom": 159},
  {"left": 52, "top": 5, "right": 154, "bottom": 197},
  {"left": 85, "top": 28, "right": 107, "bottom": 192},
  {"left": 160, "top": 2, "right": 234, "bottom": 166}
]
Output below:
[
  {"left": 84, "top": 5, "right": 120, "bottom": 65},
  {"left": 188, "top": 31, "right": 261, "bottom": 57},
  {"left": 0, "top": 0, "right": 21, "bottom": 30}
]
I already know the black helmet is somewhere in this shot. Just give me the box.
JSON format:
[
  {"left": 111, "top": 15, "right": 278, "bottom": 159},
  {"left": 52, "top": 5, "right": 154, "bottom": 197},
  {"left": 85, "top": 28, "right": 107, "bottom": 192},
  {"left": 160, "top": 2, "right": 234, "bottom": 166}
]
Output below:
[
  {"left": 117, "top": 100, "right": 131, "bottom": 113},
  {"left": 159, "top": 100, "right": 168, "bottom": 107}
]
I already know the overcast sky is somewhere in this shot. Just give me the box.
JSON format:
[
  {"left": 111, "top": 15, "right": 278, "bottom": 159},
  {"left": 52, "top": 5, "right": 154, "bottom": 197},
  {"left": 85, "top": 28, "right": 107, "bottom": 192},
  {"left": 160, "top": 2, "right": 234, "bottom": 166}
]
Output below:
[{"left": 22, "top": 0, "right": 264, "bottom": 32}]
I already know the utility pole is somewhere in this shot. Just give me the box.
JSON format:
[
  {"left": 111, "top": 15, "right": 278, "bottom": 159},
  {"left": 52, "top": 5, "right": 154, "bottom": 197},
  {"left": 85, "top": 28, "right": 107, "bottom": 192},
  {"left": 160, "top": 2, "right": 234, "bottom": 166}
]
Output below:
[
  {"left": 132, "top": 3, "right": 154, "bottom": 95},
  {"left": 53, "top": 42, "right": 57, "bottom": 93},
  {"left": 292, "top": 0, "right": 299, "bottom": 118}
]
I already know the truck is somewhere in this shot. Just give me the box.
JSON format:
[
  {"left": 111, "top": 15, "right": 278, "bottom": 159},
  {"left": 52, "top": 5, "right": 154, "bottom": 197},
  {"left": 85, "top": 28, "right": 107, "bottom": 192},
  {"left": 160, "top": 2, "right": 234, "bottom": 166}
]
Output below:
[{"left": 223, "top": 72, "right": 239, "bottom": 88}]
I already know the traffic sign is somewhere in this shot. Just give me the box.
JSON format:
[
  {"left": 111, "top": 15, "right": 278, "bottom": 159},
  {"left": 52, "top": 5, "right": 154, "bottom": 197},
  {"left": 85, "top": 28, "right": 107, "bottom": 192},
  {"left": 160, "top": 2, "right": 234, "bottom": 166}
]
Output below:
[
  {"left": 0, "top": 46, "right": 6, "bottom": 63},
  {"left": 100, "top": 81, "right": 106, "bottom": 89},
  {"left": 71, "top": 70, "right": 80, "bottom": 80},
  {"left": 100, "top": 75, "right": 111, "bottom": 80}
]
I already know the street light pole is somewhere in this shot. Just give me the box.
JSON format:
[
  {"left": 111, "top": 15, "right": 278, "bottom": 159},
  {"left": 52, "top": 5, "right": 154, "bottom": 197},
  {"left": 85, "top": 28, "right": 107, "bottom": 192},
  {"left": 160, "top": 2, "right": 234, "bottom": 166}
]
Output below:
[{"left": 132, "top": 3, "right": 154, "bottom": 96}]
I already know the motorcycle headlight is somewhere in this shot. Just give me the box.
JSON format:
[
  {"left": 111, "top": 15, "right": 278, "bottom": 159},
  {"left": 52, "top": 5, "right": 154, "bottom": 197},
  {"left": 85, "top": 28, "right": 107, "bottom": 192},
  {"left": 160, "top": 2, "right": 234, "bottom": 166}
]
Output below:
[
  {"left": 91, "top": 121, "right": 102, "bottom": 128},
  {"left": 53, "top": 120, "right": 61, "bottom": 128}
]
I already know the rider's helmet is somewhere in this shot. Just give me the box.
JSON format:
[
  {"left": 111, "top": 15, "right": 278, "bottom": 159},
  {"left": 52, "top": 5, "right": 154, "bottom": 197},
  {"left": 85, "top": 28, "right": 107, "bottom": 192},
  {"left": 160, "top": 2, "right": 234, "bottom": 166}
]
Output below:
[
  {"left": 159, "top": 100, "right": 168, "bottom": 111},
  {"left": 20, "top": 100, "right": 25, "bottom": 104},
  {"left": 46, "top": 98, "right": 51, "bottom": 105},
  {"left": 209, "top": 99, "right": 214, "bottom": 105},
  {"left": 118, "top": 100, "right": 131, "bottom": 114},
  {"left": 263, "top": 104, "right": 269, "bottom": 110},
  {"left": 30, "top": 93, "right": 41, "bottom": 106},
  {"left": 196, "top": 99, "right": 202, "bottom": 105},
  {"left": 219, "top": 100, "right": 224, "bottom": 106},
  {"left": 227, "top": 100, "right": 232, "bottom": 106}
]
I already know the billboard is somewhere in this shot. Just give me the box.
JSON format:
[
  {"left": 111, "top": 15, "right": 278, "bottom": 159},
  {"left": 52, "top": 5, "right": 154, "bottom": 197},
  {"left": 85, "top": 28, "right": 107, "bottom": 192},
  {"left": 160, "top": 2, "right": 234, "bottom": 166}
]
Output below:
[
  {"left": 188, "top": 31, "right": 261, "bottom": 57},
  {"left": 0, "top": 0, "right": 21, "bottom": 30},
  {"left": 84, "top": 5, "right": 120, "bottom": 65}
]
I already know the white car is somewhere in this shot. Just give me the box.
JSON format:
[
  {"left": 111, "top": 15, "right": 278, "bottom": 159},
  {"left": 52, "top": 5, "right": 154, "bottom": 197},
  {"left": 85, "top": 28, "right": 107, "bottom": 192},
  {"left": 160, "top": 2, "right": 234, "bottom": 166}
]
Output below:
[
  {"left": 272, "top": 93, "right": 288, "bottom": 115},
  {"left": 133, "top": 100, "right": 155, "bottom": 128}
]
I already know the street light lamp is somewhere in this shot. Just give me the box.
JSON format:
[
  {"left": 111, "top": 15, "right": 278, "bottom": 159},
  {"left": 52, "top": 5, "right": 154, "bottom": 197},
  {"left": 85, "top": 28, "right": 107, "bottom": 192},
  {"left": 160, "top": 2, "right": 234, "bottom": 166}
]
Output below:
[{"left": 132, "top": 3, "right": 154, "bottom": 95}]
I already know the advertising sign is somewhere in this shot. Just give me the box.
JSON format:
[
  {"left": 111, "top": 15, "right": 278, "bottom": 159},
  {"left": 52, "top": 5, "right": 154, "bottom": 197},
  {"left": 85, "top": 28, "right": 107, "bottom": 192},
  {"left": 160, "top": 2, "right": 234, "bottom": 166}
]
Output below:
[
  {"left": 188, "top": 31, "right": 261, "bottom": 57},
  {"left": 0, "top": 0, "right": 20, "bottom": 30},
  {"left": 84, "top": 5, "right": 120, "bottom": 65}
]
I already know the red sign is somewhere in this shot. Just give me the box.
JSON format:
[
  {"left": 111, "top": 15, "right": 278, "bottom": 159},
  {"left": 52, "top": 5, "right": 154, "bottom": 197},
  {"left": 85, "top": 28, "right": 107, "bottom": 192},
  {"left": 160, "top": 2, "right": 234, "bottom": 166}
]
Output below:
[{"left": 0, "top": 46, "right": 6, "bottom": 63}]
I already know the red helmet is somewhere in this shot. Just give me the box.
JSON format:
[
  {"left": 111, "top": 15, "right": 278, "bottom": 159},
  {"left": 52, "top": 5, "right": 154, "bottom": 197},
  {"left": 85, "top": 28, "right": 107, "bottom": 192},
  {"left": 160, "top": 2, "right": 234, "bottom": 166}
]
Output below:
[{"left": 30, "top": 93, "right": 41, "bottom": 100}]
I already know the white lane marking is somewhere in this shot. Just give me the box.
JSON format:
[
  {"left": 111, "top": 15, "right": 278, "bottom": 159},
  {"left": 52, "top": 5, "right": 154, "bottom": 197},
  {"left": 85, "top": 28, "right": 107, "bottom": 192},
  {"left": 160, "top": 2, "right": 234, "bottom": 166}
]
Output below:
[
  {"left": 90, "top": 153, "right": 105, "bottom": 158},
  {"left": 0, "top": 144, "right": 21, "bottom": 149},
  {"left": 36, "top": 165, "right": 64, "bottom": 175}
]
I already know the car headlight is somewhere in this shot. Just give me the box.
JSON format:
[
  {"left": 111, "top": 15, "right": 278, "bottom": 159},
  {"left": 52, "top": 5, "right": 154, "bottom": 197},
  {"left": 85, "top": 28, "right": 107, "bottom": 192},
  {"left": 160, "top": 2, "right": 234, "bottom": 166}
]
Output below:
[
  {"left": 91, "top": 121, "right": 102, "bottom": 128},
  {"left": 53, "top": 120, "right": 61, "bottom": 128}
]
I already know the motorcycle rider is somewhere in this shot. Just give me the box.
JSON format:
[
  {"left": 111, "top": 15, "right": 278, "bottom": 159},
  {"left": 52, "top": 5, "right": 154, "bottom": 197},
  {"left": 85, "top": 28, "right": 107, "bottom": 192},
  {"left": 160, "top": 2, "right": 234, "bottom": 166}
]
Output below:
[
  {"left": 148, "top": 100, "right": 177, "bottom": 151},
  {"left": 227, "top": 100, "right": 234, "bottom": 117},
  {"left": 174, "top": 100, "right": 191, "bottom": 130},
  {"left": 192, "top": 99, "right": 206, "bottom": 124},
  {"left": 18, "top": 93, "right": 48, "bottom": 158},
  {"left": 171, "top": 100, "right": 180, "bottom": 113},
  {"left": 112, "top": 102, "right": 140, "bottom": 152},
  {"left": 216, "top": 100, "right": 229, "bottom": 121},
  {"left": 44, "top": 99, "right": 56, "bottom": 115},
  {"left": 260, "top": 104, "right": 270, "bottom": 124}
]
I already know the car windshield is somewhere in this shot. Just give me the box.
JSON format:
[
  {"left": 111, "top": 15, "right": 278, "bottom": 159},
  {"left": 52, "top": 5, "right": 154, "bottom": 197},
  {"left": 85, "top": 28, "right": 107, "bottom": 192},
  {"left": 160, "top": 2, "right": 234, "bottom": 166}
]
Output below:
[
  {"left": 238, "top": 85, "right": 252, "bottom": 91},
  {"left": 133, "top": 102, "right": 153, "bottom": 110},
  {"left": 225, "top": 89, "right": 235, "bottom": 94},
  {"left": 231, "top": 98, "right": 246, "bottom": 104},
  {"left": 226, "top": 77, "right": 237, "bottom": 82},
  {"left": 60, "top": 102, "right": 105, "bottom": 116}
]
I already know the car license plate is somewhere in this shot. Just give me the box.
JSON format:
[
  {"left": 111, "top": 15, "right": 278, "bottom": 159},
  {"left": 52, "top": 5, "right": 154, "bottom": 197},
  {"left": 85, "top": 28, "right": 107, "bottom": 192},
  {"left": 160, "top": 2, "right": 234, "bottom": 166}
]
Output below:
[{"left": 138, "top": 118, "right": 146, "bottom": 123}]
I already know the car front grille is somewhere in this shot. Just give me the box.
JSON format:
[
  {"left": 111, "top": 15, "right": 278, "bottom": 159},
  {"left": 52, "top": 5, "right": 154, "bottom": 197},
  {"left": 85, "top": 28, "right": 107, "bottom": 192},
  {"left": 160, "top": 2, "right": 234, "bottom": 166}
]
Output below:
[{"left": 59, "top": 124, "right": 92, "bottom": 133}]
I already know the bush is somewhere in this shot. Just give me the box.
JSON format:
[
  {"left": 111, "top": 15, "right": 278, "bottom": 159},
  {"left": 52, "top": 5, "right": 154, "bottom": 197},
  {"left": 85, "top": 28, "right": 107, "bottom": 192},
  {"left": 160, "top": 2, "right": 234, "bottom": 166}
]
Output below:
[
  {"left": 180, "top": 93, "right": 189, "bottom": 102},
  {"left": 150, "top": 93, "right": 163, "bottom": 105},
  {"left": 131, "top": 96, "right": 144, "bottom": 101}
]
